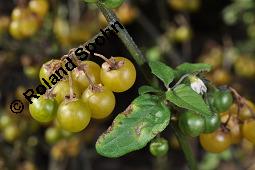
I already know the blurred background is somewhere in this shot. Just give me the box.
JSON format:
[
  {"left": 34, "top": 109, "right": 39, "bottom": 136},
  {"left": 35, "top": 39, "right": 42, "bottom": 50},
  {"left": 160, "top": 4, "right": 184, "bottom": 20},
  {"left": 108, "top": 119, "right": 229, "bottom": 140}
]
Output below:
[{"left": 0, "top": 0, "right": 255, "bottom": 169}]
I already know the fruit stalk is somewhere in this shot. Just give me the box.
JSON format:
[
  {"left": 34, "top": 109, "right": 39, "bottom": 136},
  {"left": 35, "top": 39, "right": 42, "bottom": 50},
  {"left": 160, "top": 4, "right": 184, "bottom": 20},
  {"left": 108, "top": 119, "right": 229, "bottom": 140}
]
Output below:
[{"left": 68, "top": 71, "right": 75, "bottom": 100}]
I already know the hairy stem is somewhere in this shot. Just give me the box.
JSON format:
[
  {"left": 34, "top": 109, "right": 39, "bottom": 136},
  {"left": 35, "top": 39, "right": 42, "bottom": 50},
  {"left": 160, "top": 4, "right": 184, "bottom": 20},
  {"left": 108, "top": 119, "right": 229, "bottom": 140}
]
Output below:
[
  {"left": 171, "top": 124, "right": 198, "bottom": 170},
  {"left": 96, "top": 2, "right": 145, "bottom": 65},
  {"left": 96, "top": 1, "right": 152, "bottom": 83}
]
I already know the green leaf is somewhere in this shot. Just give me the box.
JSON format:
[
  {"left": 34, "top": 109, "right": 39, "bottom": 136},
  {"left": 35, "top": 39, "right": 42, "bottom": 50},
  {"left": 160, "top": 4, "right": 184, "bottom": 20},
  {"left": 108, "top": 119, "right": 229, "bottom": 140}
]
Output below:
[
  {"left": 166, "top": 84, "right": 212, "bottom": 116},
  {"left": 176, "top": 63, "right": 212, "bottom": 78},
  {"left": 138, "top": 85, "right": 161, "bottom": 95},
  {"left": 149, "top": 61, "right": 175, "bottom": 87},
  {"left": 96, "top": 94, "right": 171, "bottom": 158}
]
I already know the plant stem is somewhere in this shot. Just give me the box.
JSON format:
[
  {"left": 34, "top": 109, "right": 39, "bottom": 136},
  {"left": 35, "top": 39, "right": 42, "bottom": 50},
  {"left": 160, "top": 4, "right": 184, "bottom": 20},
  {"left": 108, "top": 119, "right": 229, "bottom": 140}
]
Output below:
[
  {"left": 171, "top": 124, "right": 198, "bottom": 170},
  {"left": 96, "top": 1, "right": 152, "bottom": 83},
  {"left": 96, "top": 2, "right": 145, "bottom": 65}
]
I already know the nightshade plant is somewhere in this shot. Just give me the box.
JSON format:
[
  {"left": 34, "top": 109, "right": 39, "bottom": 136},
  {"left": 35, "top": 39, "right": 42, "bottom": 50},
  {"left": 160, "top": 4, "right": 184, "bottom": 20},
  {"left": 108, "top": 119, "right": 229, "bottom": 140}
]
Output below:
[{"left": 82, "top": 1, "right": 216, "bottom": 169}]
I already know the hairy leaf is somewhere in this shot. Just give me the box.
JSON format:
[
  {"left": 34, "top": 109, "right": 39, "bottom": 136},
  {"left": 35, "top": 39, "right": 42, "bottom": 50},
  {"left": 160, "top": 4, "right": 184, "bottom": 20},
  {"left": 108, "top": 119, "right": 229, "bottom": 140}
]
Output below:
[
  {"left": 96, "top": 94, "right": 171, "bottom": 158},
  {"left": 176, "top": 63, "right": 212, "bottom": 78},
  {"left": 149, "top": 61, "right": 175, "bottom": 87},
  {"left": 166, "top": 84, "right": 212, "bottom": 116}
]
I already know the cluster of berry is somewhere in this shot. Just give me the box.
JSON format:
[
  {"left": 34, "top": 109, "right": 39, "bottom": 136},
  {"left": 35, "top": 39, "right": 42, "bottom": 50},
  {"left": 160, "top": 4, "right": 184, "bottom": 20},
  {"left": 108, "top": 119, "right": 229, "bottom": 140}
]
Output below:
[{"left": 29, "top": 54, "right": 136, "bottom": 133}]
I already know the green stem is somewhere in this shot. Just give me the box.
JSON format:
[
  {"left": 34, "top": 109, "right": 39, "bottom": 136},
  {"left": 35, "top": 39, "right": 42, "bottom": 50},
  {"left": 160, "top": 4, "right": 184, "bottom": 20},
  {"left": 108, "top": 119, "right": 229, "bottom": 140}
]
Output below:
[
  {"left": 96, "top": 1, "right": 145, "bottom": 65},
  {"left": 96, "top": 1, "right": 152, "bottom": 83},
  {"left": 171, "top": 124, "right": 198, "bottom": 170}
]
